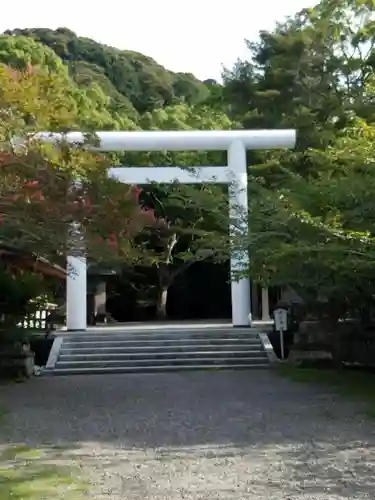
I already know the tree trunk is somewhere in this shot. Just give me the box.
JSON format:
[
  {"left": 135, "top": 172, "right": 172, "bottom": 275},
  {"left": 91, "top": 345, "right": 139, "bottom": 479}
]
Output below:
[{"left": 156, "top": 287, "right": 168, "bottom": 319}]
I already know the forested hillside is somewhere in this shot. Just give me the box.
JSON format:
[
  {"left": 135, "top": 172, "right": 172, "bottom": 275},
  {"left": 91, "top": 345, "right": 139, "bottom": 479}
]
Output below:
[
  {"left": 2, "top": 27, "right": 210, "bottom": 118},
  {"left": 1, "top": 0, "right": 375, "bottom": 325}
]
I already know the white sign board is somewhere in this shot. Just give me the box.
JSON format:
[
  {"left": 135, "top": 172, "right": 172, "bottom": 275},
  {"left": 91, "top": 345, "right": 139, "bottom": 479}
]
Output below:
[
  {"left": 274, "top": 308, "right": 288, "bottom": 331},
  {"left": 273, "top": 308, "right": 288, "bottom": 360}
]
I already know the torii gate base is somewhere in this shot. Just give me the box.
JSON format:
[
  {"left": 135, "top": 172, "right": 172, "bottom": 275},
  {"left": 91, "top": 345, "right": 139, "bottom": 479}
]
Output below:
[{"left": 42, "top": 130, "right": 296, "bottom": 331}]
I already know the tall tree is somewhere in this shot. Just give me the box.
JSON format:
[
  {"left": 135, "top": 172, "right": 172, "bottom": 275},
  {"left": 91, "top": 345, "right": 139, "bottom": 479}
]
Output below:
[
  {"left": 249, "top": 89, "right": 375, "bottom": 319},
  {"left": 136, "top": 184, "right": 230, "bottom": 318},
  {"left": 0, "top": 65, "right": 154, "bottom": 266},
  {"left": 223, "top": 0, "right": 375, "bottom": 183}
]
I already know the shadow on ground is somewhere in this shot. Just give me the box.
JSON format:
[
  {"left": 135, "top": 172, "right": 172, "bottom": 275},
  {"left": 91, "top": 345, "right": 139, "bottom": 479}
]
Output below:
[{"left": 0, "top": 370, "right": 374, "bottom": 499}]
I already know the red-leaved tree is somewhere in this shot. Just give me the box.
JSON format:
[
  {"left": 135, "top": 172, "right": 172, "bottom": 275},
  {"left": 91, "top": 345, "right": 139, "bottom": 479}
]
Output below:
[{"left": 0, "top": 64, "right": 156, "bottom": 267}]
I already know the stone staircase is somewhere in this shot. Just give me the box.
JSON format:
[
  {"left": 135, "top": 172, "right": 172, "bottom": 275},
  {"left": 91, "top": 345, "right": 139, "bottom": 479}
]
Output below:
[{"left": 49, "top": 326, "right": 270, "bottom": 375}]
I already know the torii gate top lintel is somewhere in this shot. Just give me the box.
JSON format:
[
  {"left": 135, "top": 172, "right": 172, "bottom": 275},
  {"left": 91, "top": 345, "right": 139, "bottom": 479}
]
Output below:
[{"left": 37, "top": 130, "right": 296, "bottom": 152}]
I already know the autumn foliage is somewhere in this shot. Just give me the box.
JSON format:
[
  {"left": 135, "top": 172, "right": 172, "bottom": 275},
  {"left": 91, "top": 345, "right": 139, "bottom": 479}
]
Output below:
[{"left": 0, "top": 65, "right": 156, "bottom": 265}]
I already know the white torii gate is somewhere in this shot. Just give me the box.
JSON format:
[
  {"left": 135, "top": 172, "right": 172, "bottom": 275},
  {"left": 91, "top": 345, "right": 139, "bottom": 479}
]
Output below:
[{"left": 38, "top": 129, "right": 296, "bottom": 330}]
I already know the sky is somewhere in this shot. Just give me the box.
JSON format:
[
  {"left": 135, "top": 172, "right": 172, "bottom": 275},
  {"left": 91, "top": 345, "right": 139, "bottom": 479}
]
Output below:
[{"left": 0, "top": 0, "right": 315, "bottom": 81}]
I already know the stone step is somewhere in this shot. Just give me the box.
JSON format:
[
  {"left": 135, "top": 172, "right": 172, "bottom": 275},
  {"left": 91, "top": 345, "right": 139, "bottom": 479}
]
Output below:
[
  {"left": 56, "top": 356, "right": 267, "bottom": 370},
  {"left": 61, "top": 326, "right": 253, "bottom": 335},
  {"left": 59, "top": 343, "right": 263, "bottom": 355},
  {"left": 50, "top": 363, "right": 270, "bottom": 375},
  {"left": 50, "top": 328, "right": 270, "bottom": 375},
  {"left": 59, "top": 350, "right": 267, "bottom": 362},
  {"left": 63, "top": 337, "right": 260, "bottom": 349},
  {"left": 60, "top": 330, "right": 259, "bottom": 343}
]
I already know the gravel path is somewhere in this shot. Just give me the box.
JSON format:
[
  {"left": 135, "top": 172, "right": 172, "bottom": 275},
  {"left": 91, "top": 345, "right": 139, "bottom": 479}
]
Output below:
[{"left": 1, "top": 370, "right": 375, "bottom": 499}]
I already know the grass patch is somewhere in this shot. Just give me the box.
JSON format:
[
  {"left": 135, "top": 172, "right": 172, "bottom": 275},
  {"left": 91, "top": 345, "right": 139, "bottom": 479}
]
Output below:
[
  {"left": 0, "top": 445, "right": 88, "bottom": 499},
  {"left": 278, "top": 365, "right": 375, "bottom": 418}
]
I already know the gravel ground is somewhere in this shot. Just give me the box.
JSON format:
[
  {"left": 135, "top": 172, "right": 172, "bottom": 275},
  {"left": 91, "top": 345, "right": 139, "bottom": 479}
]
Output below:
[{"left": 1, "top": 370, "right": 375, "bottom": 499}]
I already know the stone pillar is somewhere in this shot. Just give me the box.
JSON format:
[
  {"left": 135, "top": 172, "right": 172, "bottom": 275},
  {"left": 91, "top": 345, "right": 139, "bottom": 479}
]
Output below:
[
  {"left": 94, "top": 281, "right": 107, "bottom": 323},
  {"left": 261, "top": 287, "right": 271, "bottom": 321},
  {"left": 66, "top": 256, "right": 87, "bottom": 331},
  {"left": 228, "top": 140, "right": 251, "bottom": 327}
]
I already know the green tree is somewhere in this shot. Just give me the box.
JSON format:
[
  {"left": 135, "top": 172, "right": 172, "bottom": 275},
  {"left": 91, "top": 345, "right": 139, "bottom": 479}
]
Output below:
[
  {"left": 0, "top": 35, "right": 67, "bottom": 74},
  {"left": 0, "top": 65, "right": 153, "bottom": 266},
  {"left": 137, "top": 184, "right": 230, "bottom": 318},
  {"left": 249, "top": 109, "right": 375, "bottom": 321},
  {"left": 3, "top": 28, "right": 210, "bottom": 114},
  {"left": 216, "top": 0, "right": 375, "bottom": 323},
  {"left": 223, "top": 0, "right": 375, "bottom": 185}
]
